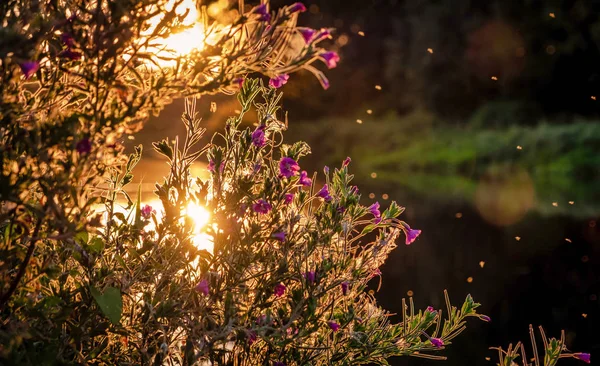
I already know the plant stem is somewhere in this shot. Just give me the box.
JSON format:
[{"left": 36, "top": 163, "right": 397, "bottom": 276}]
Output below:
[{"left": 0, "top": 219, "right": 43, "bottom": 310}]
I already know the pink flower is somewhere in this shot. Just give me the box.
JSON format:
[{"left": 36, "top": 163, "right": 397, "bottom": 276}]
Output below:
[
  {"left": 320, "top": 51, "right": 340, "bottom": 69},
  {"left": 76, "top": 138, "right": 91, "bottom": 154},
  {"left": 195, "top": 279, "right": 209, "bottom": 295},
  {"left": 269, "top": 74, "right": 290, "bottom": 88},
  {"left": 252, "top": 125, "right": 266, "bottom": 147},
  {"left": 298, "top": 28, "right": 317, "bottom": 43},
  {"left": 480, "top": 315, "right": 491, "bottom": 322},
  {"left": 207, "top": 160, "right": 215, "bottom": 172},
  {"left": 19, "top": 61, "right": 39, "bottom": 79},
  {"left": 404, "top": 224, "right": 421, "bottom": 245},
  {"left": 284, "top": 193, "right": 294, "bottom": 204},
  {"left": 272, "top": 231, "right": 286, "bottom": 242},
  {"left": 274, "top": 283, "right": 286, "bottom": 297},
  {"left": 60, "top": 33, "right": 75, "bottom": 47},
  {"left": 252, "top": 199, "right": 272, "bottom": 214},
  {"left": 431, "top": 337, "right": 444, "bottom": 348},
  {"left": 299, "top": 171, "right": 312, "bottom": 186},
  {"left": 341, "top": 281, "right": 349, "bottom": 295},
  {"left": 368, "top": 202, "right": 381, "bottom": 218},
  {"left": 426, "top": 306, "right": 435, "bottom": 313},
  {"left": 232, "top": 77, "right": 244, "bottom": 87},
  {"left": 59, "top": 49, "right": 82, "bottom": 60},
  {"left": 279, "top": 157, "right": 300, "bottom": 178},
  {"left": 141, "top": 204, "right": 155, "bottom": 219},
  {"left": 327, "top": 321, "right": 340, "bottom": 332},
  {"left": 317, "top": 184, "right": 332, "bottom": 202},
  {"left": 247, "top": 331, "right": 257, "bottom": 345},
  {"left": 304, "top": 271, "right": 316, "bottom": 284},
  {"left": 289, "top": 2, "right": 307, "bottom": 13},
  {"left": 574, "top": 353, "right": 591, "bottom": 363},
  {"left": 342, "top": 157, "right": 351, "bottom": 167},
  {"left": 251, "top": 4, "right": 271, "bottom": 21}
]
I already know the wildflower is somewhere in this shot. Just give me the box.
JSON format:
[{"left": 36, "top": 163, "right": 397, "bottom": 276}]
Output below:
[
  {"left": 60, "top": 32, "right": 75, "bottom": 47},
  {"left": 336, "top": 205, "right": 346, "bottom": 214},
  {"left": 426, "top": 306, "right": 435, "bottom": 313},
  {"left": 480, "top": 315, "right": 491, "bottom": 322},
  {"left": 252, "top": 125, "right": 266, "bottom": 147},
  {"left": 207, "top": 160, "right": 215, "bottom": 172},
  {"left": 252, "top": 199, "right": 272, "bottom": 214},
  {"left": 298, "top": 28, "right": 317, "bottom": 43},
  {"left": 59, "top": 49, "right": 82, "bottom": 60},
  {"left": 324, "top": 166, "right": 329, "bottom": 175},
  {"left": 19, "top": 61, "right": 39, "bottom": 79},
  {"left": 289, "top": 2, "right": 307, "bottom": 13},
  {"left": 317, "top": 184, "right": 332, "bottom": 202},
  {"left": 274, "top": 362, "right": 286, "bottom": 366},
  {"left": 141, "top": 205, "right": 155, "bottom": 219},
  {"left": 232, "top": 77, "right": 244, "bottom": 87},
  {"left": 327, "top": 321, "right": 340, "bottom": 332},
  {"left": 320, "top": 51, "right": 340, "bottom": 69},
  {"left": 274, "top": 283, "right": 286, "bottom": 297},
  {"left": 279, "top": 157, "right": 300, "bottom": 178},
  {"left": 269, "top": 74, "right": 289, "bottom": 88},
  {"left": 272, "top": 231, "right": 286, "bottom": 242},
  {"left": 195, "top": 279, "right": 209, "bottom": 296},
  {"left": 247, "top": 331, "right": 257, "bottom": 345},
  {"left": 574, "top": 353, "right": 591, "bottom": 363},
  {"left": 404, "top": 224, "right": 422, "bottom": 245},
  {"left": 299, "top": 171, "right": 312, "bottom": 186},
  {"left": 76, "top": 138, "right": 92, "bottom": 154},
  {"left": 251, "top": 4, "right": 271, "bottom": 21},
  {"left": 314, "top": 28, "right": 332, "bottom": 43},
  {"left": 341, "top": 281, "right": 349, "bottom": 295},
  {"left": 431, "top": 337, "right": 444, "bottom": 348},
  {"left": 369, "top": 202, "right": 381, "bottom": 218},
  {"left": 284, "top": 193, "right": 294, "bottom": 204},
  {"left": 342, "top": 156, "right": 351, "bottom": 167},
  {"left": 304, "top": 271, "right": 316, "bottom": 284}
]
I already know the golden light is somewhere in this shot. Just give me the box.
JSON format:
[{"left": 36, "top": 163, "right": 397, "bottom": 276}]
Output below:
[{"left": 185, "top": 202, "right": 213, "bottom": 252}]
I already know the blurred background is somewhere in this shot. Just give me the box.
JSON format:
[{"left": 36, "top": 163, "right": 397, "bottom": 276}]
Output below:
[{"left": 129, "top": 0, "right": 600, "bottom": 364}]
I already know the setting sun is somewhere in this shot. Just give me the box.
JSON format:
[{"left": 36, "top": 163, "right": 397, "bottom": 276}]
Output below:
[{"left": 185, "top": 202, "right": 213, "bottom": 252}]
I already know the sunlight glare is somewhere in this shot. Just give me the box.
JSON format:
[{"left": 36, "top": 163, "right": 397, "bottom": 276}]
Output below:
[{"left": 185, "top": 202, "right": 213, "bottom": 252}]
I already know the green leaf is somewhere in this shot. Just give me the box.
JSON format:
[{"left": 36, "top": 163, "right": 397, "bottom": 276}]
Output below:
[
  {"left": 91, "top": 287, "right": 123, "bottom": 325},
  {"left": 87, "top": 237, "right": 105, "bottom": 254},
  {"left": 75, "top": 231, "right": 89, "bottom": 245}
]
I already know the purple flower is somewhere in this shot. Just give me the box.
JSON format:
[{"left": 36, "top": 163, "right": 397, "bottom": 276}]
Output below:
[
  {"left": 342, "top": 157, "right": 351, "bottom": 167},
  {"left": 251, "top": 4, "right": 270, "bottom": 21},
  {"left": 574, "top": 353, "right": 591, "bottom": 363},
  {"left": 207, "top": 160, "right": 215, "bottom": 172},
  {"left": 289, "top": 2, "right": 307, "bottom": 13},
  {"left": 60, "top": 33, "right": 75, "bottom": 47},
  {"left": 304, "top": 271, "right": 316, "bottom": 284},
  {"left": 320, "top": 51, "right": 340, "bottom": 69},
  {"left": 298, "top": 28, "right": 317, "bottom": 43},
  {"left": 20, "top": 61, "right": 39, "bottom": 79},
  {"left": 314, "top": 28, "right": 332, "bottom": 43},
  {"left": 252, "top": 199, "right": 272, "bottom": 214},
  {"left": 269, "top": 74, "right": 289, "bottom": 88},
  {"left": 247, "top": 331, "right": 257, "bottom": 345},
  {"left": 232, "top": 77, "right": 244, "bottom": 87},
  {"left": 141, "top": 204, "right": 155, "bottom": 219},
  {"left": 404, "top": 224, "right": 422, "bottom": 245},
  {"left": 426, "top": 306, "right": 436, "bottom": 313},
  {"left": 274, "top": 362, "right": 286, "bottom": 366},
  {"left": 299, "top": 171, "right": 312, "bottom": 186},
  {"left": 368, "top": 202, "right": 381, "bottom": 218},
  {"left": 279, "top": 157, "right": 300, "bottom": 178},
  {"left": 274, "top": 283, "right": 286, "bottom": 297},
  {"left": 324, "top": 166, "right": 329, "bottom": 175},
  {"left": 252, "top": 125, "right": 266, "bottom": 147},
  {"left": 431, "top": 337, "right": 444, "bottom": 348},
  {"left": 341, "top": 281, "right": 349, "bottom": 295},
  {"left": 327, "top": 321, "right": 340, "bottom": 332},
  {"left": 59, "top": 49, "right": 82, "bottom": 60},
  {"left": 272, "top": 231, "right": 286, "bottom": 242},
  {"left": 284, "top": 193, "right": 294, "bottom": 204},
  {"left": 480, "top": 315, "right": 491, "bottom": 322},
  {"left": 76, "top": 138, "right": 92, "bottom": 154},
  {"left": 317, "top": 184, "right": 332, "bottom": 202},
  {"left": 195, "top": 279, "right": 209, "bottom": 296}
]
